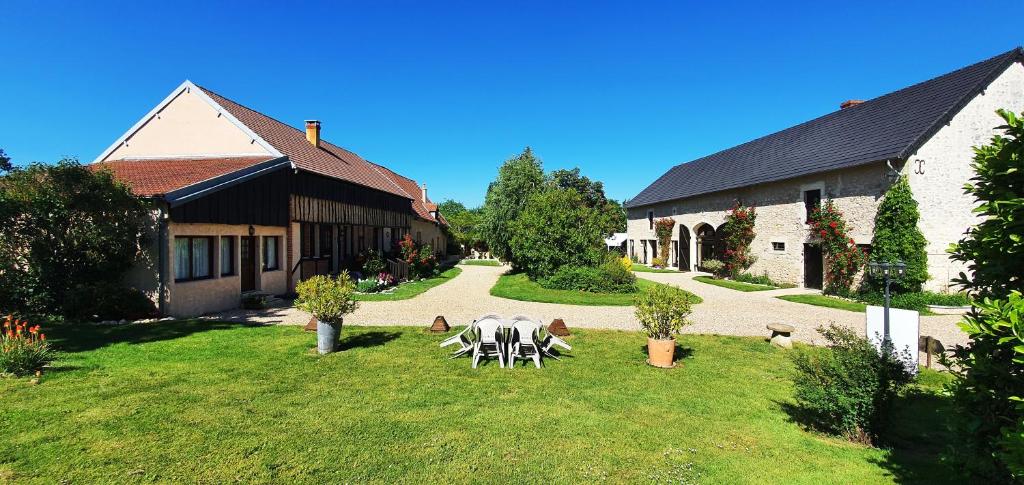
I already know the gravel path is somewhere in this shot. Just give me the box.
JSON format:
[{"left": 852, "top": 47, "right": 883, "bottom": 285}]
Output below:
[{"left": 212, "top": 265, "right": 969, "bottom": 351}]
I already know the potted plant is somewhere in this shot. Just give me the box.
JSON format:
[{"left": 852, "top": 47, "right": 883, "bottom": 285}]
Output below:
[
  {"left": 295, "top": 273, "right": 359, "bottom": 355},
  {"left": 634, "top": 284, "right": 693, "bottom": 368}
]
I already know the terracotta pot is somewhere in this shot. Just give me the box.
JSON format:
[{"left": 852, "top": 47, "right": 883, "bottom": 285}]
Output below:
[{"left": 647, "top": 337, "right": 676, "bottom": 368}]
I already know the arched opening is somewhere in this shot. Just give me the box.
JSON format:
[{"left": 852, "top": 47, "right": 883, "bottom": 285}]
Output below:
[
  {"left": 695, "top": 224, "right": 718, "bottom": 270},
  {"left": 715, "top": 223, "right": 729, "bottom": 262},
  {"left": 678, "top": 225, "right": 691, "bottom": 271}
]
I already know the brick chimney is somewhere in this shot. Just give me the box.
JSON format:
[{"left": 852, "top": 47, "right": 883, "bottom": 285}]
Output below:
[
  {"left": 421, "top": 183, "right": 428, "bottom": 203},
  {"left": 840, "top": 100, "right": 864, "bottom": 110},
  {"left": 305, "top": 120, "right": 321, "bottom": 147}
]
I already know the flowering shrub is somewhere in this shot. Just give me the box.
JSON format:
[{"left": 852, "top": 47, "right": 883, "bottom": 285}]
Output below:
[
  {"left": 619, "top": 255, "right": 633, "bottom": 272},
  {"left": 808, "top": 200, "right": 867, "bottom": 295},
  {"left": 721, "top": 202, "right": 757, "bottom": 277},
  {"left": 398, "top": 234, "right": 439, "bottom": 279},
  {"left": 1, "top": 316, "right": 54, "bottom": 377},
  {"left": 701, "top": 258, "right": 727, "bottom": 278},
  {"left": 652, "top": 218, "right": 675, "bottom": 268},
  {"left": 354, "top": 272, "right": 396, "bottom": 294},
  {"left": 360, "top": 250, "right": 387, "bottom": 277}
]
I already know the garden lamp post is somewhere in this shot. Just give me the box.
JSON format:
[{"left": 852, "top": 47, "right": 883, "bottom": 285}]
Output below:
[{"left": 867, "top": 260, "right": 906, "bottom": 348}]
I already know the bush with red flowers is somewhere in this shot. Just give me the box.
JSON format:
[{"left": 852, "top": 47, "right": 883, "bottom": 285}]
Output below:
[
  {"left": 721, "top": 202, "right": 757, "bottom": 277},
  {"left": 398, "top": 234, "right": 439, "bottom": 279},
  {"left": 808, "top": 200, "right": 867, "bottom": 295},
  {"left": 1, "top": 315, "right": 53, "bottom": 377},
  {"left": 652, "top": 218, "right": 676, "bottom": 268}
]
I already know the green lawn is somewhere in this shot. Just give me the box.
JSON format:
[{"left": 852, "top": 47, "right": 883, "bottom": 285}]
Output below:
[
  {"left": 458, "top": 259, "right": 501, "bottom": 267},
  {"left": 354, "top": 267, "right": 461, "bottom": 301},
  {"left": 490, "top": 273, "right": 702, "bottom": 306},
  {"left": 631, "top": 265, "right": 678, "bottom": 273},
  {"left": 0, "top": 322, "right": 954, "bottom": 483},
  {"left": 777, "top": 294, "right": 867, "bottom": 312},
  {"left": 694, "top": 275, "right": 777, "bottom": 292}
]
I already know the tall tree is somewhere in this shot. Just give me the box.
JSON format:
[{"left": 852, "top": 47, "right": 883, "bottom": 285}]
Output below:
[
  {"left": 507, "top": 188, "right": 604, "bottom": 278},
  {"left": 0, "top": 148, "right": 12, "bottom": 173},
  {"left": 438, "top": 199, "right": 485, "bottom": 253},
  {"left": 549, "top": 167, "right": 625, "bottom": 235},
  {"left": 481, "top": 147, "right": 544, "bottom": 260},
  {"left": 866, "top": 176, "right": 928, "bottom": 293}
]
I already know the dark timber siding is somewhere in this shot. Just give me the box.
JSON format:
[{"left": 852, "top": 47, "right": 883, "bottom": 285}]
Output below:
[{"left": 170, "top": 169, "right": 413, "bottom": 227}]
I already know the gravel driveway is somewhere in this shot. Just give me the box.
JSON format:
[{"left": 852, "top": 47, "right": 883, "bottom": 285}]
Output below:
[{"left": 213, "top": 264, "right": 969, "bottom": 351}]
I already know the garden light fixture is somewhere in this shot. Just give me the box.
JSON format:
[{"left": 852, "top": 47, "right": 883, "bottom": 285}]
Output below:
[{"left": 867, "top": 260, "right": 906, "bottom": 348}]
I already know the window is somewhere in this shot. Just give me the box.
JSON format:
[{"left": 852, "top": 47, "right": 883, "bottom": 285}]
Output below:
[
  {"left": 648, "top": 211, "right": 654, "bottom": 230},
  {"left": 220, "top": 236, "right": 234, "bottom": 275},
  {"left": 174, "top": 236, "right": 213, "bottom": 282},
  {"left": 319, "top": 225, "right": 332, "bottom": 257},
  {"left": 804, "top": 189, "right": 822, "bottom": 223},
  {"left": 857, "top": 244, "right": 872, "bottom": 258},
  {"left": 263, "top": 236, "right": 280, "bottom": 271},
  {"left": 650, "top": 239, "right": 658, "bottom": 259},
  {"left": 416, "top": 231, "right": 422, "bottom": 244},
  {"left": 301, "top": 223, "right": 314, "bottom": 258},
  {"left": 772, "top": 241, "right": 786, "bottom": 252}
]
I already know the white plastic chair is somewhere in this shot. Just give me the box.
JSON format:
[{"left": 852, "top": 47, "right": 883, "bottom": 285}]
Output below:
[
  {"left": 508, "top": 316, "right": 542, "bottom": 369},
  {"left": 541, "top": 332, "right": 572, "bottom": 360},
  {"left": 439, "top": 314, "right": 500, "bottom": 359},
  {"left": 472, "top": 317, "right": 505, "bottom": 368}
]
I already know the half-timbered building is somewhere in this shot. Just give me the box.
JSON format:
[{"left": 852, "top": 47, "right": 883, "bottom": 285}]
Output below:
[{"left": 93, "top": 81, "right": 447, "bottom": 316}]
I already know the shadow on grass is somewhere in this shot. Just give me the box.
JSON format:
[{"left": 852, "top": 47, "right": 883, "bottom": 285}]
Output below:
[
  {"left": 777, "top": 387, "right": 957, "bottom": 483},
  {"left": 47, "top": 320, "right": 255, "bottom": 354},
  {"left": 337, "top": 331, "right": 401, "bottom": 351}
]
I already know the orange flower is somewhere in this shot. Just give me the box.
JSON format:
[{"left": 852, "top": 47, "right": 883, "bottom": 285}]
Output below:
[{"left": 40, "top": 334, "right": 45, "bottom": 341}]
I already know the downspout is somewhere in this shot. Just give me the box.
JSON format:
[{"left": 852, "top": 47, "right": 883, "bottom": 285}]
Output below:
[{"left": 157, "top": 202, "right": 170, "bottom": 315}]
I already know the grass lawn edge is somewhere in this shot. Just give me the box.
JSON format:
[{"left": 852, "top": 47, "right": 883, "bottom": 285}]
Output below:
[{"left": 490, "top": 272, "right": 702, "bottom": 306}]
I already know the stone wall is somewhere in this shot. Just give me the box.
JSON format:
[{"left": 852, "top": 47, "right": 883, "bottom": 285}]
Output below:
[
  {"left": 906, "top": 62, "right": 1024, "bottom": 292},
  {"left": 627, "top": 62, "right": 1024, "bottom": 291},
  {"left": 627, "top": 163, "right": 889, "bottom": 287}
]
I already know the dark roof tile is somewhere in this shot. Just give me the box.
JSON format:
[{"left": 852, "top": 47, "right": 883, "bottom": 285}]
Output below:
[{"left": 626, "top": 47, "right": 1024, "bottom": 208}]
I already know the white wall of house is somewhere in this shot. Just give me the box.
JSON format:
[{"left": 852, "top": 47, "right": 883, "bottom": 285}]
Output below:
[
  {"left": 103, "top": 88, "right": 272, "bottom": 161},
  {"left": 905, "top": 62, "right": 1024, "bottom": 291}
]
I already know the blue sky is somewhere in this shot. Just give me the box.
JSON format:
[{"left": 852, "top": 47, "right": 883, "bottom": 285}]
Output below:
[{"left": 1, "top": 1, "right": 1021, "bottom": 206}]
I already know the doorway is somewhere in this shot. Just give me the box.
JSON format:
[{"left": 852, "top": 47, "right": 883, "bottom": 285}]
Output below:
[
  {"left": 240, "top": 236, "right": 257, "bottom": 292},
  {"left": 803, "top": 243, "right": 823, "bottom": 290},
  {"left": 678, "top": 225, "right": 691, "bottom": 271}
]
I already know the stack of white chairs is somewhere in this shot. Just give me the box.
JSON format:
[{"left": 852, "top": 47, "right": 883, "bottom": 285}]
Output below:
[{"left": 439, "top": 314, "right": 572, "bottom": 368}]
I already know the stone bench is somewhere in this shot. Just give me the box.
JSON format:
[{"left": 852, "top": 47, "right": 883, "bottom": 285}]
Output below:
[{"left": 767, "top": 323, "right": 795, "bottom": 349}]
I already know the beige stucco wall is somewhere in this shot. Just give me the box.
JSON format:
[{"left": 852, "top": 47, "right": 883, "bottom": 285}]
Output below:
[
  {"left": 412, "top": 219, "right": 447, "bottom": 255},
  {"left": 103, "top": 89, "right": 272, "bottom": 161},
  {"left": 627, "top": 163, "right": 889, "bottom": 287},
  {"left": 906, "top": 62, "right": 1024, "bottom": 292},
  {"left": 164, "top": 223, "right": 287, "bottom": 317}
]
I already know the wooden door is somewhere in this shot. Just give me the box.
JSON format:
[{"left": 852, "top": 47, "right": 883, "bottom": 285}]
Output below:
[
  {"left": 678, "top": 226, "right": 691, "bottom": 271},
  {"left": 240, "top": 236, "right": 256, "bottom": 292},
  {"left": 803, "top": 243, "right": 823, "bottom": 290}
]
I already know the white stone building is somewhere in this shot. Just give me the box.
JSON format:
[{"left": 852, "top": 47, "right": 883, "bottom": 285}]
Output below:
[{"left": 625, "top": 48, "right": 1024, "bottom": 292}]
